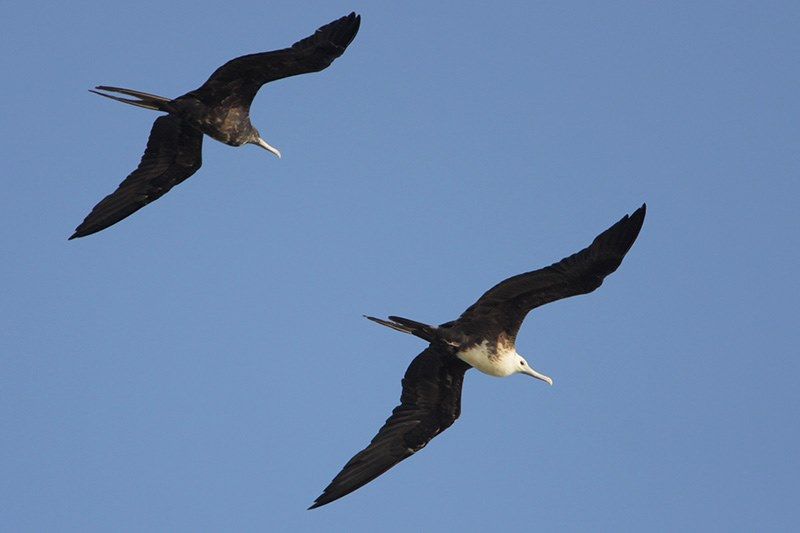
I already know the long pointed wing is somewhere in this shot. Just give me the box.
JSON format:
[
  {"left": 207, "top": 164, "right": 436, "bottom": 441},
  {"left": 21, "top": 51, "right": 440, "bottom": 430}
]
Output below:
[
  {"left": 187, "top": 12, "right": 360, "bottom": 109},
  {"left": 310, "top": 346, "right": 471, "bottom": 509},
  {"left": 455, "top": 204, "right": 646, "bottom": 337},
  {"left": 70, "top": 115, "right": 203, "bottom": 239}
]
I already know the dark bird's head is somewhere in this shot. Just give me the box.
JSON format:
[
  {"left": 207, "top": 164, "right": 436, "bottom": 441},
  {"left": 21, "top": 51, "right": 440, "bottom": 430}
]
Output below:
[{"left": 249, "top": 128, "right": 281, "bottom": 159}]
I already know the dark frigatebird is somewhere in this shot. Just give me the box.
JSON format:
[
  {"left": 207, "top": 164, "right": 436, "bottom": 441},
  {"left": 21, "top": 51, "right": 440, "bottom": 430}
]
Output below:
[
  {"left": 70, "top": 12, "right": 361, "bottom": 239},
  {"left": 310, "top": 204, "right": 646, "bottom": 509}
]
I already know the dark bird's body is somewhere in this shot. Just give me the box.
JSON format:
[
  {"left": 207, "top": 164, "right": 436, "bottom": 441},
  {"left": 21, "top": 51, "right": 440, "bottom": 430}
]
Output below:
[
  {"left": 70, "top": 12, "right": 360, "bottom": 239},
  {"left": 310, "top": 204, "right": 647, "bottom": 509}
]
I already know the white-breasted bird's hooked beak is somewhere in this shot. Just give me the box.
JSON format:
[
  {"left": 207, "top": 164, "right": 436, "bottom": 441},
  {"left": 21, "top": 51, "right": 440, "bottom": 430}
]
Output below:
[
  {"left": 255, "top": 137, "right": 281, "bottom": 159},
  {"left": 523, "top": 365, "right": 553, "bottom": 386}
]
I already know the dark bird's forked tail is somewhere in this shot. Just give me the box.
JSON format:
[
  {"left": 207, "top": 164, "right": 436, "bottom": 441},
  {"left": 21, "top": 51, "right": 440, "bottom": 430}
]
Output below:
[{"left": 89, "top": 86, "right": 174, "bottom": 112}]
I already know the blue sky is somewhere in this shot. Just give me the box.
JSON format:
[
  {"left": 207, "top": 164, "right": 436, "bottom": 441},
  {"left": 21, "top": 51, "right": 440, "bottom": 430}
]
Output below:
[{"left": 2, "top": 1, "right": 799, "bottom": 531}]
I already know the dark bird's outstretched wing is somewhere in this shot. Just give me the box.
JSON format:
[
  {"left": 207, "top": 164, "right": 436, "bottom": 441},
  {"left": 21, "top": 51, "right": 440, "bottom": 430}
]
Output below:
[
  {"left": 310, "top": 346, "right": 471, "bottom": 509},
  {"left": 455, "top": 204, "right": 646, "bottom": 337},
  {"left": 187, "top": 12, "right": 361, "bottom": 110},
  {"left": 70, "top": 115, "right": 203, "bottom": 239}
]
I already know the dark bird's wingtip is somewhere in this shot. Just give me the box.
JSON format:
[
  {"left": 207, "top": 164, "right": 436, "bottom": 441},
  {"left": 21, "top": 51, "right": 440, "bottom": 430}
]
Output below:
[
  {"left": 607, "top": 203, "right": 647, "bottom": 258},
  {"left": 308, "top": 491, "right": 341, "bottom": 510},
  {"left": 327, "top": 11, "right": 361, "bottom": 45},
  {"left": 616, "top": 203, "right": 646, "bottom": 226},
  {"left": 68, "top": 226, "right": 89, "bottom": 239},
  {"left": 621, "top": 203, "right": 646, "bottom": 231},
  {"left": 630, "top": 203, "right": 647, "bottom": 225},
  {"left": 69, "top": 225, "right": 95, "bottom": 240}
]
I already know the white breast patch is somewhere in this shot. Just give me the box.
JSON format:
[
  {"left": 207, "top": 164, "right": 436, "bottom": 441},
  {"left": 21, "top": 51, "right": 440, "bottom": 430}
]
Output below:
[{"left": 457, "top": 340, "right": 518, "bottom": 377}]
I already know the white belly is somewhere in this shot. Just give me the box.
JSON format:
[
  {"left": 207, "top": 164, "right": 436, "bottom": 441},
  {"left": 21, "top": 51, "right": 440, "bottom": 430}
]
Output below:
[{"left": 456, "top": 340, "right": 517, "bottom": 377}]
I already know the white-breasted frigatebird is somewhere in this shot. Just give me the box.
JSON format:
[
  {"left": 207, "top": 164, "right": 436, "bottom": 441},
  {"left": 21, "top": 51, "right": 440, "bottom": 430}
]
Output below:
[{"left": 310, "top": 204, "right": 646, "bottom": 508}]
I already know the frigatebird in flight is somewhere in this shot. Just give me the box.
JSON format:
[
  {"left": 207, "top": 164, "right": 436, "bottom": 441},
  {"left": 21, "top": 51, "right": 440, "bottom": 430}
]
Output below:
[
  {"left": 310, "top": 204, "right": 646, "bottom": 508},
  {"left": 70, "top": 12, "right": 361, "bottom": 239}
]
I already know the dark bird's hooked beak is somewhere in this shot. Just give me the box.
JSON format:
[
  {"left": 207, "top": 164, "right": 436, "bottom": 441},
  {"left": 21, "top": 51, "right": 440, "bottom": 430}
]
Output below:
[{"left": 255, "top": 137, "right": 281, "bottom": 158}]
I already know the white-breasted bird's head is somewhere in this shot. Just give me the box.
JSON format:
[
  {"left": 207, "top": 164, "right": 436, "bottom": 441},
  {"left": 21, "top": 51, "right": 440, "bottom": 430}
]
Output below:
[
  {"left": 515, "top": 354, "right": 553, "bottom": 385},
  {"left": 457, "top": 340, "right": 553, "bottom": 384}
]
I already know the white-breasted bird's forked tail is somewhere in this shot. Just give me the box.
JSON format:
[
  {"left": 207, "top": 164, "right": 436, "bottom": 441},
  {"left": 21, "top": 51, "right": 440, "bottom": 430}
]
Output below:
[{"left": 364, "top": 315, "right": 439, "bottom": 343}]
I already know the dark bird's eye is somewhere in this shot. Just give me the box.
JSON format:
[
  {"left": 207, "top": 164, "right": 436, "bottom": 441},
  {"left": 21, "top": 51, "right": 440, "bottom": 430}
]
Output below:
[{"left": 520, "top": 361, "right": 525, "bottom": 366}]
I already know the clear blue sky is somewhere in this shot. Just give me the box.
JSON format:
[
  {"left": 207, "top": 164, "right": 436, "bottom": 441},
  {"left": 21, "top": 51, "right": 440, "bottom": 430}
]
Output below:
[{"left": 2, "top": 1, "right": 798, "bottom": 531}]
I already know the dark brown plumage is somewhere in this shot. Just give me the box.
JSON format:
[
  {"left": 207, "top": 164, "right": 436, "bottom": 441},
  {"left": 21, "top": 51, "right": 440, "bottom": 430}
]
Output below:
[
  {"left": 309, "top": 348, "right": 470, "bottom": 509},
  {"left": 70, "top": 12, "right": 361, "bottom": 239},
  {"left": 453, "top": 203, "right": 648, "bottom": 341}
]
